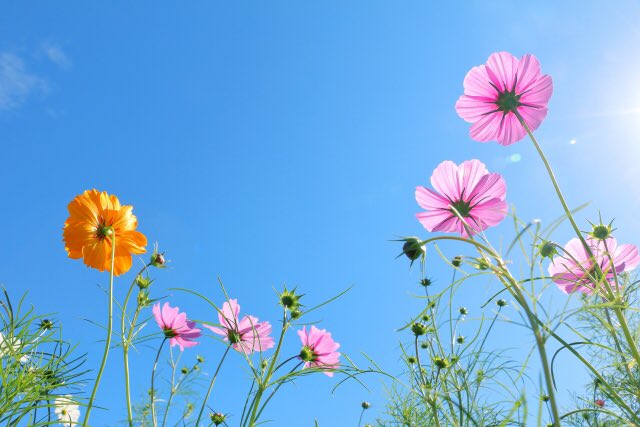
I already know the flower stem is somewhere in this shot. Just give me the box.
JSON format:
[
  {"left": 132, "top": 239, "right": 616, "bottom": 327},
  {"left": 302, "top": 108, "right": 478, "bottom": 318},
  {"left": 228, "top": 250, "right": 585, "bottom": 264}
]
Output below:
[
  {"left": 82, "top": 234, "right": 116, "bottom": 427},
  {"left": 151, "top": 338, "right": 167, "bottom": 427},
  {"left": 195, "top": 345, "right": 231, "bottom": 426},
  {"left": 518, "top": 113, "right": 640, "bottom": 376},
  {"left": 122, "top": 264, "right": 151, "bottom": 427}
]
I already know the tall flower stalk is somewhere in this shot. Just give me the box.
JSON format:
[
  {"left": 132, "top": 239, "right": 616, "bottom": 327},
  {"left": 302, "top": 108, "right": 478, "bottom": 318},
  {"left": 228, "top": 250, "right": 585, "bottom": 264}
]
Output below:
[{"left": 82, "top": 233, "right": 116, "bottom": 426}]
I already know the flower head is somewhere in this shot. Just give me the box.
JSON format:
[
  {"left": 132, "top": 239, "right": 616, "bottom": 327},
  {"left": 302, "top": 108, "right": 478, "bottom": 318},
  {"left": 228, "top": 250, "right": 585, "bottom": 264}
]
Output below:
[
  {"left": 152, "top": 302, "right": 201, "bottom": 351},
  {"left": 549, "top": 237, "right": 640, "bottom": 294},
  {"left": 63, "top": 189, "right": 147, "bottom": 276},
  {"left": 203, "top": 299, "right": 274, "bottom": 354},
  {"left": 456, "top": 52, "right": 553, "bottom": 146},
  {"left": 415, "top": 159, "right": 507, "bottom": 237},
  {"left": 297, "top": 325, "right": 340, "bottom": 377},
  {"left": 54, "top": 395, "right": 81, "bottom": 427}
]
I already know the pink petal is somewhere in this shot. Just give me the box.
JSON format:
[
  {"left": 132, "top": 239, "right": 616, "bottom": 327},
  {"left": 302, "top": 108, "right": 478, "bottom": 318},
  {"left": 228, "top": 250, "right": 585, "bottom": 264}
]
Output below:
[
  {"left": 469, "top": 111, "right": 502, "bottom": 143},
  {"left": 430, "top": 160, "right": 462, "bottom": 200},
  {"left": 519, "top": 74, "right": 553, "bottom": 108},
  {"left": 455, "top": 95, "right": 498, "bottom": 123},
  {"left": 415, "top": 186, "right": 450, "bottom": 211},
  {"left": 416, "top": 210, "right": 455, "bottom": 233},
  {"left": 496, "top": 112, "right": 527, "bottom": 146},
  {"left": 458, "top": 159, "right": 489, "bottom": 197},
  {"left": 486, "top": 52, "right": 519, "bottom": 92},
  {"left": 462, "top": 64, "right": 498, "bottom": 98}
]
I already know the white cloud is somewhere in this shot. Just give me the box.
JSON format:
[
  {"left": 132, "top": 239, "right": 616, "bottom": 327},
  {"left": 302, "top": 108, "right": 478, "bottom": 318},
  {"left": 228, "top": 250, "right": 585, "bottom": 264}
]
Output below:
[
  {"left": 41, "top": 41, "right": 71, "bottom": 70},
  {"left": 0, "top": 52, "right": 47, "bottom": 111}
]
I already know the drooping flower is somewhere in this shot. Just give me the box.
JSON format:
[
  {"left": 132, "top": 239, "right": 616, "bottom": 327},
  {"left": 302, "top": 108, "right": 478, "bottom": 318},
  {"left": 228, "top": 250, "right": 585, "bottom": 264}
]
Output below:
[
  {"left": 153, "top": 302, "right": 202, "bottom": 351},
  {"left": 455, "top": 52, "right": 553, "bottom": 146},
  {"left": 415, "top": 159, "right": 507, "bottom": 237},
  {"left": 297, "top": 325, "right": 340, "bottom": 377},
  {"left": 54, "top": 395, "right": 81, "bottom": 427},
  {"left": 63, "top": 189, "right": 147, "bottom": 276},
  {"left": 549, "top": 237, "right": 640, "bottom": 294},
  {"left": 203, "top": 299, "right": 274, "bottom": 354}
]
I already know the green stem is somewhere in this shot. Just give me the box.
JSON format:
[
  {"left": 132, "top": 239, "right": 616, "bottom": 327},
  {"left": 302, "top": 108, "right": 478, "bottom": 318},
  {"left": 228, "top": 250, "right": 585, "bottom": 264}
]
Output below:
[
  {"left": 122, "top": 263, "right": 151, "bottom": 427},
  {"left": 82, "top": 234, "right": 116, "bottom": 427},
  {"left": 518, "top": 113, "right": 640, "bottom": 375},
  {"left": 151, "top": 338, "right": 167, "bottom": 427},
  {"left": 195, "top": 346, "right": 231, "bottom": 426}
]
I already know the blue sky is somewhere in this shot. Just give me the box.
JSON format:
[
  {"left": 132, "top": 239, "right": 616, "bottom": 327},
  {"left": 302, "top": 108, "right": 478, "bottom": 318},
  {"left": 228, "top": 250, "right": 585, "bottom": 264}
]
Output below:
[{"left": 3, "top": 1, "right": 640, "bottom": 425}]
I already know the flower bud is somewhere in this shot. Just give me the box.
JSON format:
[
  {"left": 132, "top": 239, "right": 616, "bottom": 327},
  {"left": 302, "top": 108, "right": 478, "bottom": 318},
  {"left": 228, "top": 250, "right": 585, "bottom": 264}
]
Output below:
[
  {"left": 299, "top": 346, "right": 315, "bottom": 362},
  {"left": 136, "top": 276, "right": 153, "bottom": 289},
  {"left": 421, "top": 315, "right": 430, "bottom": 322},
  {"left": 210, "top": 413, "right": 226, "bottom": 425},
  {"left": 541, "top": 394, "right": 549, "bottom": 402},
  {"left": 433, "top": 357, "right": 450, "bottom": 369},
  {"left": 458, "top": 307, "right": 468, "bottom": 316},
  {"left": 402, "top": 237, "right": 425, "bottom": 262},
  {"left": 411, "top": 323, "right": 428, "bottom": 336},
  {"left": 196, "top": 355, "right": 204, "bottom": 363},
  {"left": 537, "top": 240, "right": 557, "bottom": 259},
  {"left": 279, "top": 287, "right": 302, "bottom": 310},
  {"left": 589, "top": 222, "right": 614, "bottom": 240},
  {"left": 181, "top": 367, "right": 188, "bottom": 375},
  {"left": 420, "top": 278, "right": 432, "bottom": 287},
  {"left": 407, "top": 356, "right": 417, "bottom": 364},
  {"left": 290, "top": 309, "right": 302, "bottom": 319},
  {"left": 361, "top": 401, "right": 370, "bottom": 409},
  {"left": 497, "top": 299, "right": 507, "bottom": 307},
  {"left": 456, "top": 335, "right": 465, "bottom": 344},
  {"left": 39, "top": 319, "right": 54, "bottom": 330},
  {"left": 137, "top": 290, "right": 152, "bottom": 308},
  {"left": 420, "top": 342, "right": 428, "bottom": 349},
  {"left": 150, "top": 244, "right": 167, "bottom": 268},
  {"left": 452, "top": 255, "right": 463, "bottom": 267},
  {"left": 595, "top": 399, "right": 605, "bottom": 407}
]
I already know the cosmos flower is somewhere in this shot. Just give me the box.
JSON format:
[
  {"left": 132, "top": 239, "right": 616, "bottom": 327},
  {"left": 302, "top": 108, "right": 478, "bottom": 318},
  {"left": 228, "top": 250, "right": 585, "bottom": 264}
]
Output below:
[
  {"left": 153, "top": 302, "right": 202, "bottom": 351},
  {"left": 415, "top": 159, "right": 507, "bottom": 237},
  {"left": 297, "top": 325, "right": 340, "bottom": 377},
  {"left": 54, "top": 395, "right": 81, "bottom": 427},
  {"left": 203, "top": 299, "right": 274, "bottom": 354},
  {"left": 455, "top": 52, "right": 553, "bottom": 145},
  {"left": 63, "top": 189, "right": 147, "bottom": 276},
  {"left": 549, "top": 237, "right": 640, "bottom": 294}
]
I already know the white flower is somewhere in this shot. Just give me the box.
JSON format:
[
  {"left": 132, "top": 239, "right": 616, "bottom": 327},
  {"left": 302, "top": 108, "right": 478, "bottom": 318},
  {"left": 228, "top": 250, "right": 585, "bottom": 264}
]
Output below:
[
  {"left": 0, "top": 332, "right": 29, "bottom": 363},
  {"left": 54, "top": 395, "right": 81, "bottom": 426}
]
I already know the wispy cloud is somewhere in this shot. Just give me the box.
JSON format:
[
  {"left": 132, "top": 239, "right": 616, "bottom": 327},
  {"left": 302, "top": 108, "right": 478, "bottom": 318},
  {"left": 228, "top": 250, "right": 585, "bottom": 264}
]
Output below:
[
  {"left": 0, "top": 52, "right": 47, "bottom": 111},
  {"left": 41, "top": 41, "right": 71, "bottom": 70}
]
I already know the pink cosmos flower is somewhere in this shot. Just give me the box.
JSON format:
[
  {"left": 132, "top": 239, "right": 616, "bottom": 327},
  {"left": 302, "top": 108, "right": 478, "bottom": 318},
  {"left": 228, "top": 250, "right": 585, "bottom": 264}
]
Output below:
[
  {"left": 415, "top": 159, "right": 507, "bottom": 237},
  {"left": 455, "top": 52, "right": 553, "bottom": 146},
  {"left": 203, "top": 299, "right": 274, "bottom": 354},
  {"left": 153, "top": 302, "right": 201, "bottom": 351},
  {"left": 549, "top": 237, "right": 640, "bottom": 294},
  {"left": 297, "top": 326, "right": 341, "bottom": 377}
]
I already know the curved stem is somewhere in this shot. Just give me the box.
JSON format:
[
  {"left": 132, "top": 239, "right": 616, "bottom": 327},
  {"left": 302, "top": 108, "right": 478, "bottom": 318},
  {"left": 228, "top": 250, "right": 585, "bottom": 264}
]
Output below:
[
  {"left": 151, "top": 338, "right": 167, "bottom": 427},
  {"left": 82, "top": 233, "right": 116, "bottom": 426},
  {"left": 519, "top": 114, "right": 640, "bottom": 375},
  {"left": 195, "top": 346, "right": 231, "bottom": 426}
]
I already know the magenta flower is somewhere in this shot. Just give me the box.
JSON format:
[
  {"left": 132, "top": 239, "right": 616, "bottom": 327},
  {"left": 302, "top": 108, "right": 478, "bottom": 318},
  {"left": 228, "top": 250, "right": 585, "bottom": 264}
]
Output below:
[
  {"left": 297, "top": 326, "right": 340, "bottom": 377},
  {"left": 153, "top": 302, "right": 201, "bottom": 351},
  {"left": 455, "top": 52, "right": 553, "bottom": 146},
  {"left": 549, "top": 237, "right": 640, "bottom": 294},
  {"left": 203, "top": 299, "right": 274, "bottom": 354},
  {"left": 415, "top": 159, "right": 507, "bottom": 237}
]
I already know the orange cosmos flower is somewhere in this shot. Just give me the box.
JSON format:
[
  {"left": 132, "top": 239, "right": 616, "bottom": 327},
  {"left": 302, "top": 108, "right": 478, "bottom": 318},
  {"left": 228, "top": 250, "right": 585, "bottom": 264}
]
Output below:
[{"left": 63, "top": 190, "right": 147, "bottom": 276}]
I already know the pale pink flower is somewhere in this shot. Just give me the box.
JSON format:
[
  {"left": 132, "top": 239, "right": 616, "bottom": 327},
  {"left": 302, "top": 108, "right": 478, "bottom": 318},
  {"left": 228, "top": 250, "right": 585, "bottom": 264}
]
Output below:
[
  {"left": 456, "top": 52, "right": 553, "bottom": 146},
  {"left": 153, "top": 302, "right": 201, "bottom": 351},
  {"left": 549, "top": 237, "right": 640, "bottom": 294},
  {"left": 415, "top": 159, "right": 507, "bottom": 237},
  {"left": 297, "top": 326, "right": 340, "bottom": 377},
  {"left": 203, "top": 299, "right": 274, "bottom": 354}
]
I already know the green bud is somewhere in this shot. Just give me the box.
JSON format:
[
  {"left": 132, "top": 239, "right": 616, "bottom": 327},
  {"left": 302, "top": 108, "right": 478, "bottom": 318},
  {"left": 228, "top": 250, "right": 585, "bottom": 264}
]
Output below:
[
  {"left": 458, "top": 307, "right": 468, "bottom": 316},
  {"left": 136, "top": 275, "right": 153, "bottom": 289},
  {"left": 402, "top": 237, "right": 425, "bottom": 262},
  {"left": 411, "top": 323, "right": 428, "bottom": 336},
  {"left": 197, "top": 355, "right": 204, "bottom": 363},
  {"left": 496, "top": 299, "right": 507, "bottom": 307},
  {"left": 290, "top": 309, "right": 302, "bottom": 319},
  {"left": 541, "top": 394, "right": 549, "bottom": 402},
  {"left": 361, "top": 401, "right": 370, "bottom": 409},
  {"left": 452, "top": 255, "right": 463, "bottom": 267},
  {"left": 181, "top": 367, "right": 188, "bottom": 375},
  {"left": 407, "top": 356, "right": 417, "bottom": 364},
  {"left": 433, "top": 357, "right": 450, "bottom": 369},
  {"left": 537, "top": 240, "right": 557, "bottom": 259},
  {"left": 210, "top": 413, "right": 226, "bottom": 425},
  {"left": 279, "top": 287, "right": 302, "bottom": 310},
  {"left": 420, "top": 342, "right": 428, "bottom": 349},
  {"left": 456, "top": 335, "right": 465, "bottom": 344},
  {"left": 39, "top": 319, "right": 53, "bottom": 330},
  {"left": 421, "top": 315, "right": 430, "bottom": 322},
  {"left": 589, "top": 222, "right": 614, "bottom": 240},
  {"left": 420, "top": 278, "right": 432, "bottom": 287}
]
